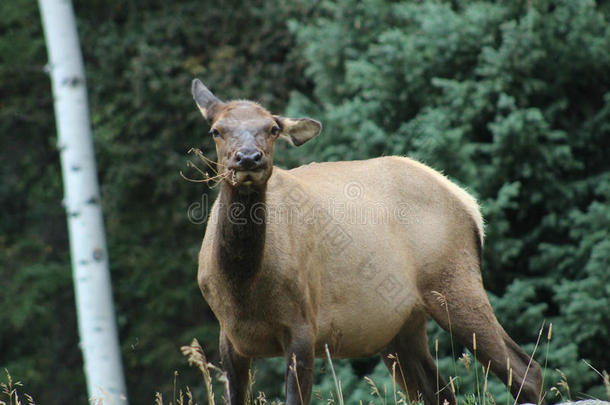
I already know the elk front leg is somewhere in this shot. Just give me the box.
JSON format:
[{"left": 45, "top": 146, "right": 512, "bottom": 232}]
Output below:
[
  {"left": 285, "top": 331, "right": 314, "bottom": 405},
  {"left": 219, "top": 331, "right": 251, "bottom": 405}
]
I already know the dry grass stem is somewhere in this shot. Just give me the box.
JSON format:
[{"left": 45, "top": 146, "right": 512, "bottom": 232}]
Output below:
[
  {"left": 555, "top": 369, "right": 571, "bottom": 401},
  {"left": 254, "top": 390, "right": 267, "bottom": 405},
  {"left": 473, "top": 333, "right": 481, "bottom": 404},
  {"left": 549, "top": 386, "right": 563, "bottom": 402},
  {"left": 24, "top": 393, "right": 36, "bottom": 405},
  {"left": 431, "top": 291, "right": 458, "bottom": 380},
  {"left": 483, "top": 361, "right": 491, "bottom": 398},
  {"left": 437, "top": 379, "right": 455, "bottom": 400},
  {"left": 90, "top": 386, "right": 117, "bottom": 405},
  {"left": 247, "top": 369, "right": 257, "bottom": 405},
  {"left": 582, "top": 359, "right": 605, "bottom": 380},
  {"left": 324, "top": 344, "right": 344, "bottom": 405},
  {"left": 390, "top": 359, "right": 398, "bottom": 405},
  {"left": 364, "top": 376, "right": 382, "bottom": 399},
  {"left": 512, "top": 322, "right": 544, "bottom": 405},
  {"left": 387, "top": 353, "right": 408, "bottom": 400},
  {"left": 186, "top": 387, "right": 194, "bottom": 405},
  {"left": 289, "top": 353, "right": 305, "bottom": 405},
  {"left": 1, "top": 370, "right": 36, "bottom": 405},
  {"left": 181, "top": 338, "right": 228, "bottom": 405},
  {"left": 431, "top": 291, "right": 447, "bottom": 308},
  {"left": 435, "top": 339, "right": 440, "bottom": 405},
  {"left": 540, "top": 323, "right": 553, "bottom": 403},
  {"left": 557, "top": 371, "right": 570, "bottom": 397},
  {"left": 181, "top": 148, "right": 233, "bottom": 186},
  {"left": 485, "top": 391, "right": 496, "bottom": 405},
  {"left": 460, "top": 353, "right": 471, "bottom": 372}
]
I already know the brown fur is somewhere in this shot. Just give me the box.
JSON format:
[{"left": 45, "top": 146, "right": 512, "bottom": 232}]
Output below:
[{"left": 191, "top": 79, "right": 543, "bottom": 405}]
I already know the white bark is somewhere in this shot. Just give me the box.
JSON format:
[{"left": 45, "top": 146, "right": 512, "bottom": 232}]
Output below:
[{"left": 38, "top": 1, "right": 128, "bottom": 403}]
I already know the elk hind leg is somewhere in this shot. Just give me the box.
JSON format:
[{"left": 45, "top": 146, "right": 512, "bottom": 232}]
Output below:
[
  {"left": 423, "top": 273, "right": 542, "bottom": 404},
  {"left": 381, "top": 314, "right": 456, "bottom": 405}
]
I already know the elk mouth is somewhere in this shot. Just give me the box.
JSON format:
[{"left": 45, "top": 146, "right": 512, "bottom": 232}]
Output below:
[{"left": 230, "top": 167, "right": 266, "bottom": 186}]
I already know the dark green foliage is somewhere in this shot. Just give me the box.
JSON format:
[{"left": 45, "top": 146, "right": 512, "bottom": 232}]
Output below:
[
  {"left": 0, "top": 0, "right": 84, "bottom": 402},
  {"left": 1, "top": 0, "right": 609, "bottom": 403}
]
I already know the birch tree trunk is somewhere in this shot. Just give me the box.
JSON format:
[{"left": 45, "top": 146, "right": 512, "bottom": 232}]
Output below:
[{"left": 38, "top": 1, "right": 128, "bottom": 403}]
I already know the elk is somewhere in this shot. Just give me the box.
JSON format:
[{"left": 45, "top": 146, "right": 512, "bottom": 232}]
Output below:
[{"left": 191, "top": 79, "right": 542, "bottom": 405}]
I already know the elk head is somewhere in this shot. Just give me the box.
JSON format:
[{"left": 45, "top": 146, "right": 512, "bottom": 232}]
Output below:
[{"left": 192, "top": 79, "right": 322, "bottom": 191}]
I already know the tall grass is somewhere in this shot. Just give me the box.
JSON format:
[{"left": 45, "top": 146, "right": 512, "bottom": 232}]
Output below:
[
  {"left": 2, "top": 325, "right": 608, "bottom": 404},
  {"left": 1, "top": 369, "right": 36, "bottom": 405},
  {"left": 166, "top": 328, "right": 610, "bottom": 405},
  {"left": 324, "top": 345, "right": 344, "bottom": 405}
]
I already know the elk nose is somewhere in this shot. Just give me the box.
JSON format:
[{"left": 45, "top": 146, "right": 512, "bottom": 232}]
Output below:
[{"left": 235, "top": 149, "right": 262, "bottom": 170}]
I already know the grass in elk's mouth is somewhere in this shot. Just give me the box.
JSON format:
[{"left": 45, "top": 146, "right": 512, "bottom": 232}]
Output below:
[{"left": 181, "top": 148, "right": 232, "bottom": 187}]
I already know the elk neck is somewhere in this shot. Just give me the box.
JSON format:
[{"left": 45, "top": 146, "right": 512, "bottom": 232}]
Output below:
[{"left": 215, "top": 181, "right": 267, "bottom": 283}]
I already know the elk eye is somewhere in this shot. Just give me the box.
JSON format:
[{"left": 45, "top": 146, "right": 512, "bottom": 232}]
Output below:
[
  {"left": 270, "top": 126, "right": 281, "bottom": 136},
  {"left": 209, "top": 128, "right": 221, "bottom": 138}
]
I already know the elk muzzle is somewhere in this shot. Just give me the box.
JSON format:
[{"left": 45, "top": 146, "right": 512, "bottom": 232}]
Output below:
[
  {"left": 235, "top": 148, "right": 262, "bottom": 170},
  {"left": 230, "top": 147, "right": 267, "bottom": 186}
]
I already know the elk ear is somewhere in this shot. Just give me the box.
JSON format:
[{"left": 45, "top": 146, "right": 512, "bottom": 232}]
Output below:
[
  {"left": 274, "top": 116, "right": 322, "bottom": 146},
  {"left": 192, "top": 79, "right": 224, "bottom": 122}
]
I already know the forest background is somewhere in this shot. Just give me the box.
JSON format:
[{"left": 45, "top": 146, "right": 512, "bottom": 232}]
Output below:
[{"left": 1, "top": 0, "right": 609, "bottom": 403}]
